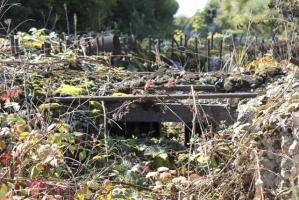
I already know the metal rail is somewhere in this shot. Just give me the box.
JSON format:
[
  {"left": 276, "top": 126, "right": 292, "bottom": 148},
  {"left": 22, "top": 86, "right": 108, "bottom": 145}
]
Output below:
[
  {"left": 137, "top": 85, "right": 220, "bottom": 91},
  {"left": 49, "top": 93, "right": 258, "bottom": 102}
]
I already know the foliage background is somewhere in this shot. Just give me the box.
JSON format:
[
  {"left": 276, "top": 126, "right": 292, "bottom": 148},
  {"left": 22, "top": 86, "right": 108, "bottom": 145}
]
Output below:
[{"left": 6, "top": 0, "right": 179, "bottom": 38}]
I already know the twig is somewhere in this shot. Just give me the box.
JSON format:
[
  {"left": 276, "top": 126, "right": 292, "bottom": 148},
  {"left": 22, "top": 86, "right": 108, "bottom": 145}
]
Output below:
[{"left": 111, "top": 181, "right": 153, "bottom": 192}]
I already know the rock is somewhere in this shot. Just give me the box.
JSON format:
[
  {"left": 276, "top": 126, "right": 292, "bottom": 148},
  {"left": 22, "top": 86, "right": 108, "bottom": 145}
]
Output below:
[
  {"left": 292, "top": 82, "right": 299, "bottom": 89},
  {"left": 223, "top": 75, "right": 250, "bottom": 91},
  {"left": 153, "top": 184, "right": 163, "bottom": 192},
  {"left": 233, "top": 123, "right": 250, "bottom": 136},
  {"left": 172, "top": 176, "right": 188, "bottom": 185},
  {"left": 237, "top": 98, "right": 261, "bottom": 123},
  {"left": 146, "top": 171, "right": 159, "bottom": 179},
  {"left": 157, "top": 167, "right": 169, "bottom": 173},
  {"left": 170, "top": 170, "right": 176, "bottom": 175},
  {"left": 159, "top": 172, "right": 172, "bottom": 183}
]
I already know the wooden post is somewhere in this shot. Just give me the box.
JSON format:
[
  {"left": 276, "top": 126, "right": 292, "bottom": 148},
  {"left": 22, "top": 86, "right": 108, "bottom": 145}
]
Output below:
[
  {"left": 10, "top": 35, "right": 16, "bottom": 56},
  {"left": 14, "top": 37, "right": 19, "bottom": 56},
  {"left": 157, "top": 37, "right": 161, "bottom": 53},
  {"left": 101, "top": 36, "right": 104, "bottom": 52},
  {"left": 149, "top": 37, "right": 152, "bottom": 52},
  {"left": 171, "top": 34, "right": 174, "bottom": 59},
  {"left": 255, "top": 36, "right": 258, "bottom": 58},
  {"left": 77, "top": 37, "right": 81, "bottom": 54},
  {"left": 184, "top": 123, "right": 192, "bottom": 146},
  {"left": 211, "top": 33, "right": 214, "bottom": 49},
  {"left": 63, "top": 34, "right": 68, "bottom": 49},
  {"left": 180, "top": 35, "right": 183, "bottom": 59},
  {"left": 219, "top": 38, "right": 223, "bottom": 68},
  {"left": 59, "top": 40, "right": 63, "bottom": 53},
  {"left": 184, "top": 34, "right": 188, "bottom": 48},
  {"left": 42, "top": 43, "right": 45, "bottom": 55},
  {"left": 87, "top": 38, "right": 92, "bottom": 55},
  {"left": 96, "top": 37, "right": 100, "bottom": 55},
  {"left": 44, "top": 42, "right": 51, "bottom": 56},
  {"left": 195, "top": 37, "right": 198, "bottom": 55},
  {"left": 207, "top": 39, "right": 211, "bottom": 71}
]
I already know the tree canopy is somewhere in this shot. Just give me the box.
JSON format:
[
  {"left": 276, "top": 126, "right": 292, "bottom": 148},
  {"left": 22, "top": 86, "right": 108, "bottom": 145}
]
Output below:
[
  {"left": 188, "top": 0, "right": 282, "bottom": 37},
  {"left": 6, "top": 0, "right": 178, "bottom": 38}
]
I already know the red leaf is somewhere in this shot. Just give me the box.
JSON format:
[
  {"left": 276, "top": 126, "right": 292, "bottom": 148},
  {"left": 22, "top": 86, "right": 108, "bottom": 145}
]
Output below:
[
  {"left": 1, "top": 153, "right": 12, "bottom": 165},
  {"left": 27, "top": 180, "right": 48, "bottom": 196},
  {"left": 144, "top": 80, "right": 154, "bottom": 90},
  {"left": 8, "top": 87, "right": 22, "bottom": 98},
  {"left": 165, "top": 80, "right": 175, "bottom": 88},
  {"left": 0, "top": 93, "right": 9, "bottom": 103}
]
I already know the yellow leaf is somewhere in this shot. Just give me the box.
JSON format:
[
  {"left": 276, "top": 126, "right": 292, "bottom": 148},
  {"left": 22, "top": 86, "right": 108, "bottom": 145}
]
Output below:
[
  {"left": 58, "top": 126, "right": 66, "bottom": 134},
  {"left": 13, "top": 123, "right": 28, "bottom": 134},
  {"left": 49, "top": 132, "right": 56, "bottom": 144},
  {"left": 0, "top": 140, "right": 6, "bottom": 151},
  {"left": 94, "top": 195, "right": 105, "bottom": 200},
  {"left": 197, "top": 154, "right": 206, "bottom": 164},
  {"left": 240, "top": 146, "right": 248, "bottom": 154},
  {"left": 107, "top": 192, "right": 112, "bottom": 200},
  {"left": 19, "top": 132, "right": 30, "bottom": 140},
  {"left": 102, "top": 179, "right": 112, "bottom": 193},
  {"left": 74, "top": 186, "right": 90, "bottom": 200}
]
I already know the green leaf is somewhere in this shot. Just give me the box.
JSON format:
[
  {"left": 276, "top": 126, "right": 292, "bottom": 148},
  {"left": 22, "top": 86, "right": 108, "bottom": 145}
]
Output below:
[
  {"left": 92, "top": 155, "right": 106, "bottom": 161},
  {"left": 30, "top": 165, "right": 39, "bottom": 179},
  {"left": 79, "top": 150, "right": 87, "bottom": 161},
  {"left": 0, "top": 183, "right": 8, "bottom": 199},
  {"left": 73, "top": 132, "right": 85, "bottom": 137},
  {"left": 87, "top": 180, "right": 100, "bottom": 190},
  {"left": 69, "top": 145, "right": 76, "bottom": 155},
  {"left": 144, "top": 145, "right": 168, "bottom": 160}
]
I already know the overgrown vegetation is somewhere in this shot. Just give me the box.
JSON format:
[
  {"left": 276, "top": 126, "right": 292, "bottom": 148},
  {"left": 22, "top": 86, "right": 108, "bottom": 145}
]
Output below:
[{"left": 0, "top": 0, "right": 298, "bottom": 199}]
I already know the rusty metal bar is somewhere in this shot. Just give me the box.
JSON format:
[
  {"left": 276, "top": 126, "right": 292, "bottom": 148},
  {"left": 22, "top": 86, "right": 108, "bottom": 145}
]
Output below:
[
  {"left": 137, "top": 85, "right": 219, "bottom": 91},
  {"left": 49, "top": 93, "right": 258, "bottom": 102}
]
